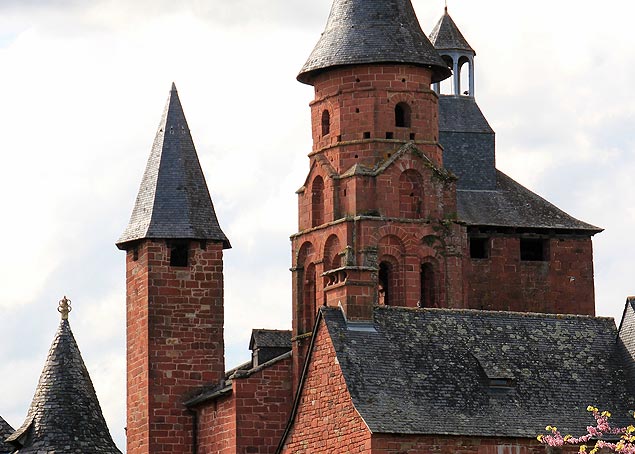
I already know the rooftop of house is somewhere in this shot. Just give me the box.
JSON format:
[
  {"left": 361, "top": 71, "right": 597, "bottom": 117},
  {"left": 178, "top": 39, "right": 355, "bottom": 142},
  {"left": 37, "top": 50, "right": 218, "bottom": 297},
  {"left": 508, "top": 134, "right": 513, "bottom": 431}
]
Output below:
[
  {"left": 116, "top": 83, "right": 230, "bottom": 250},
  {"left": 318, "top": 305, "right": 635, "bottom": 437},
  {"left": 297, "top": 0, "right": 451, "bottom": 84}
]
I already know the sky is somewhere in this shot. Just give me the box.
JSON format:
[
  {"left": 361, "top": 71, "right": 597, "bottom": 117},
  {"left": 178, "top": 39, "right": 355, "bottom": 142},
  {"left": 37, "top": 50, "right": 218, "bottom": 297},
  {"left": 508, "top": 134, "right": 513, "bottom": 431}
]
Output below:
[{"left": 0, "top": 0, "right": 633, "bottom": 451}]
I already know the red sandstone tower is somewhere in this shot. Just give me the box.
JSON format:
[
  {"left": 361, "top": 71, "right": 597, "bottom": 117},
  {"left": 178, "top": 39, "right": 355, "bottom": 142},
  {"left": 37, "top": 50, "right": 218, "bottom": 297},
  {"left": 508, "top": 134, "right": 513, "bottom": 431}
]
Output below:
[
  {"left": 117, "top": 84, "right": 230, "bottom": 454},
  {"left": 290, "top": 0, "right": 465, "bottom": 381}
]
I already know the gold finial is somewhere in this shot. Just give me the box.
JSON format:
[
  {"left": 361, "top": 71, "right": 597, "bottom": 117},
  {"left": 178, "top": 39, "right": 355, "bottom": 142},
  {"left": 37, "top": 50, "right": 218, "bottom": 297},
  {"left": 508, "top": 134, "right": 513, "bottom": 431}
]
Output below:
[{"left": 58, "top": 296, "right": 72, "bottom": 320}]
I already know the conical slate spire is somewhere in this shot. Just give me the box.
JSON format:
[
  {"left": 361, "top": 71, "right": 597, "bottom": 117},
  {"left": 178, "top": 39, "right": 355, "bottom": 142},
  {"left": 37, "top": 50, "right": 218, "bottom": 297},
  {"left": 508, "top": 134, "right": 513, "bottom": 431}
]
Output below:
[
  {"left": 116, "top": 83, "right": 230, "bottom": 250},
  {"left": 298, "top": 0, "right": 452, "bottom": 84},
  {"left": 0, "top": 416, "right": 14, "bottom": 454},
  {"left": 6, "top": 299, "right": 121, "bottom": 453},
  {"left": 429, "top": 8, "right": 474, "bottom": 53}
]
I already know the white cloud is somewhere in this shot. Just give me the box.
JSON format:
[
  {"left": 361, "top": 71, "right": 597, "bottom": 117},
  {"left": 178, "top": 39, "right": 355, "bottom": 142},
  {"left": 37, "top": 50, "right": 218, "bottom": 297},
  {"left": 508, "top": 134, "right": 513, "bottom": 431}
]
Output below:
[{"left": 1, "top": 1, "right": 634, "bottom": 452}]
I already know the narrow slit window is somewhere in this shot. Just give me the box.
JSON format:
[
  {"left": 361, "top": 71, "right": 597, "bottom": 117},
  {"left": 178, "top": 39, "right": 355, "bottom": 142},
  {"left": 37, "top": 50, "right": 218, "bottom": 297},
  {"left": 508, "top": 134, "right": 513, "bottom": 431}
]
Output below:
[
  {"left": 395, "top": 102, "right": 411, "bottom": 128},
  {"left": 321, "top": 110, "right": 330, "bottom": 137}
]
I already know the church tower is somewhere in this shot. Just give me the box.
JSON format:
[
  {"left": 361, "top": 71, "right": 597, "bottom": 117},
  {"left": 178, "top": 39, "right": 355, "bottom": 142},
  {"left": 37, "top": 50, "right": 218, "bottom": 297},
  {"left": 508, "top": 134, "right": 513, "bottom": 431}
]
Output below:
[
  {"left": 117, "top": 84, "right": 230, "bottom": 454},
  {"left": 291, "top": 0, "right": 465, "bottom": 380}
]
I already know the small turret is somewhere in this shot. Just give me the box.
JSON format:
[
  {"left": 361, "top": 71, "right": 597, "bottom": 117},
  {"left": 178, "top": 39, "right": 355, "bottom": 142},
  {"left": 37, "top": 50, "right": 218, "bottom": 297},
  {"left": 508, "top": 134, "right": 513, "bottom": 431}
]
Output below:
[
  {"left": 6, "top": 297, "right": 121, "bottom": 453},
  {"left": 430, "top": 7, "right": 476, "bottom": 97}
]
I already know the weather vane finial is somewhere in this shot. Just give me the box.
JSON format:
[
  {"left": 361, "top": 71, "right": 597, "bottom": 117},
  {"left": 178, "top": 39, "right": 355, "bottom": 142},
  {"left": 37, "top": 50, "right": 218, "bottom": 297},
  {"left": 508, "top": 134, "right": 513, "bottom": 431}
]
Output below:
[
  {"left": 58, "top": 296, "right": 72, "bottom": 320},
  {"left": 445, "top": 0, "right": 448, "bottom": 12}
]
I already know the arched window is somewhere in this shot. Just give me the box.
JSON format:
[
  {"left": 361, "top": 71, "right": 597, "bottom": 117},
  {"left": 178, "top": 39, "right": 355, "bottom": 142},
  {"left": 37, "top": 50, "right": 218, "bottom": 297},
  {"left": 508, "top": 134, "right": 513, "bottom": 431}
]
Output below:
[
  {"left": 378, "top": 261, "right": 392, "bottom": 306},
  {"left": 458, "top": 56, "right": 470, "bottom": 96},
  {"left": 321, "top": 110, "right": 330, "bottom": 136},
  {"left": 395, "top": 102, "right": 411, "bottom": 128},
  {"left": 439, "top": 55, "right": 454, "bottom": 95},
  {"left": 420, "top": 263, "right": 436, "bottom": 308},
  {"left": 311, "top": 176, "right": 324, "bottom": 227},
  {"left": 399, "top": 169, "right": 424, "bottom": 219},
  {"left": 323, "top": 235, "right": 341, "bottom": 271}
]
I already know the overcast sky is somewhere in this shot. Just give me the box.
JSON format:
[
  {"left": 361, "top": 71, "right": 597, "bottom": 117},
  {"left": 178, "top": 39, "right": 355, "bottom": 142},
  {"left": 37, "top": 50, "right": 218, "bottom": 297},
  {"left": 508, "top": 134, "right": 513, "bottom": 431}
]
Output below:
[{"left": 0, "top": 0, "right": 633, "bottom": 451}]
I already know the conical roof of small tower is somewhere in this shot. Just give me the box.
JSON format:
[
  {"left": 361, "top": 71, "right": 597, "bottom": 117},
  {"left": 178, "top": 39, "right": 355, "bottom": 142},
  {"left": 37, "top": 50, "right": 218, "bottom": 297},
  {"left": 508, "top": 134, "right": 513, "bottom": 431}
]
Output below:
[
  {"left": 116, "top": 83, "right": 230, "bottom": 250},
  {"left": 429, "top": 7, "right": 474, "bottom": 53},
  {"left": 0, "top": 416, "right": 14, "bottom": 453},
  {"left": 298, "top": 0, "right": 452, "bottom": 85},
  {"left": 6, "top": 298, "right": 121, "bottom": 453}
]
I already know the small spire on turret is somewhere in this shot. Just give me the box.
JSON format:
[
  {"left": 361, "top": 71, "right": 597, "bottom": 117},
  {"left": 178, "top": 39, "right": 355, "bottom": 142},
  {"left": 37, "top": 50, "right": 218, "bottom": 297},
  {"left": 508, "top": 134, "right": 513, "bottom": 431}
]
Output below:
[
  {"left": 58, "top": 296, "right": 72, "bottom": 320},
  {"left": 171, "top": 81, "right": 177, "bottom": 92}
]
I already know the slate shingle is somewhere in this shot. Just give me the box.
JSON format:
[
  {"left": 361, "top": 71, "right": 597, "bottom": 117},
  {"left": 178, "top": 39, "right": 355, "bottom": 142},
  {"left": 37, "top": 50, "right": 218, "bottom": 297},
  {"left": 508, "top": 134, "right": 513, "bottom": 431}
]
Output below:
[
  {"left": 249, "top": 329, "right": 292, "bottom": 350},
  {"left": 297, "top": 0, "right": 452, "bottom": 84},
  {"left": 457, "top": 170, "right": 602, "bottom": 232},
  {"left": 321, "top": 306, "right": 635, "bottom": 437},
  {"left": 6, "top": 319, "right": 121, "bottom": 453},
  {"left": 429, "top": 8, "right": 475, "bottom": 53},
  {"left": 116, "top": 83, "right": 230, "bottom": 249},
  {"left": 0, "top": 416, "right": 14, "bottom": 454}
]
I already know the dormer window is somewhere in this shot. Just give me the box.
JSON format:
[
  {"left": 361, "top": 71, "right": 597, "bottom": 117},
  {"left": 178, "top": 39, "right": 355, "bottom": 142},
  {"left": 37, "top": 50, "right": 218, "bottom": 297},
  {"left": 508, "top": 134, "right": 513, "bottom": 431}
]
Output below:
[
  {"left": 395, "top": 102, "right": 411, "bottom": 128},
  {"left": 321, "top": 110, "right": 330, "bottom": 136}
]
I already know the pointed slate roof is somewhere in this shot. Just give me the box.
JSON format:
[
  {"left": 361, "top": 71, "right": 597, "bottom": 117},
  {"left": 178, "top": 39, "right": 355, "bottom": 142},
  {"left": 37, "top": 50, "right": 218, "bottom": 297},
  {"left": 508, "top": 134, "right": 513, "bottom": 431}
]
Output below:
[
  {"left": 0, "top": 416, "right": 14, "bottom": 454},
  {"left": 117, "top": 83, "right": 230, "bottom": 250},
  {"left": 298, "top": 0, "right": 451, "bottom": 85},
  {"left": 6, "top": 300, "right": 121, "bottom": 453},
  {"left": 429, "top": 8, "right": 474, "bottom": 53}
]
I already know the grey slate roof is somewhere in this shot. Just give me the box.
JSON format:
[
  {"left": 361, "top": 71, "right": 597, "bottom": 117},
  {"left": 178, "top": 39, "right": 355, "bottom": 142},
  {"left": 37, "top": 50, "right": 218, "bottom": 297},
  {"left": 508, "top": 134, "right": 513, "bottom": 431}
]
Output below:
[
  {"left": 439, "top": 95, "right": 493, "bottom": 134},
  {"left": 429, "top": 8, "right": 475, "bottom": 53},
  {"left": 297, "top": 0, "right": 452, "bottom": 84},
  {"left": 6, "top": 319, "right": 121, "bottom": 453},
  {"left": 457, "top": 170, "right": 602, "bottom": 232},
  {"left": 249, "top": 329, "right": 292, "bottom": 350},
  {"left": 0, "top": 417, "right": 14, "bottom": 453},
  {"left": 321, "top": 306, "right": 635, "bottom": 437},
  {"left": 117, "top": 83, "right": 230, "bottom": 250}
]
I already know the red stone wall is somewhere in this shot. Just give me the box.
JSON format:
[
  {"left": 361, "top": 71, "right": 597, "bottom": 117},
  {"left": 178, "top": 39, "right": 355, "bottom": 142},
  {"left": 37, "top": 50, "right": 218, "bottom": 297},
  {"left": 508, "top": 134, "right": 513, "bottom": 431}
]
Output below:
[
  {"left": 309, "top": 64, "right": 441, "bottom": 169},
  {"left": 371, "top": 434, "right": 577, "bottom": 453},
  {"left": 196, "top": 356, "right": 294, "bottom": 454},
  {"left": 234, "top": 357, "right": 293, "bottom": 453},
  {"left": 197, "top": 394, "right": 236, "bottom": 454},
  {"left": 281, "top": 321, "right": 372, "bottom": 454},
  {"left": 463, "top": 235, "right": 595, "bottom": 315},
  {"left": 125, "top": 239, "right": 226, "bottom": 454}
]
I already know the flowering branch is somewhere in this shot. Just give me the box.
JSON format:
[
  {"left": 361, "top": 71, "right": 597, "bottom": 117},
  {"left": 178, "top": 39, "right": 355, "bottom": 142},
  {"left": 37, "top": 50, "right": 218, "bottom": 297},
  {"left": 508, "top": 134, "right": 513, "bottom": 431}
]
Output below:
[{"left": 538, "top": 406, "right": 635, "bottom": 453}]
